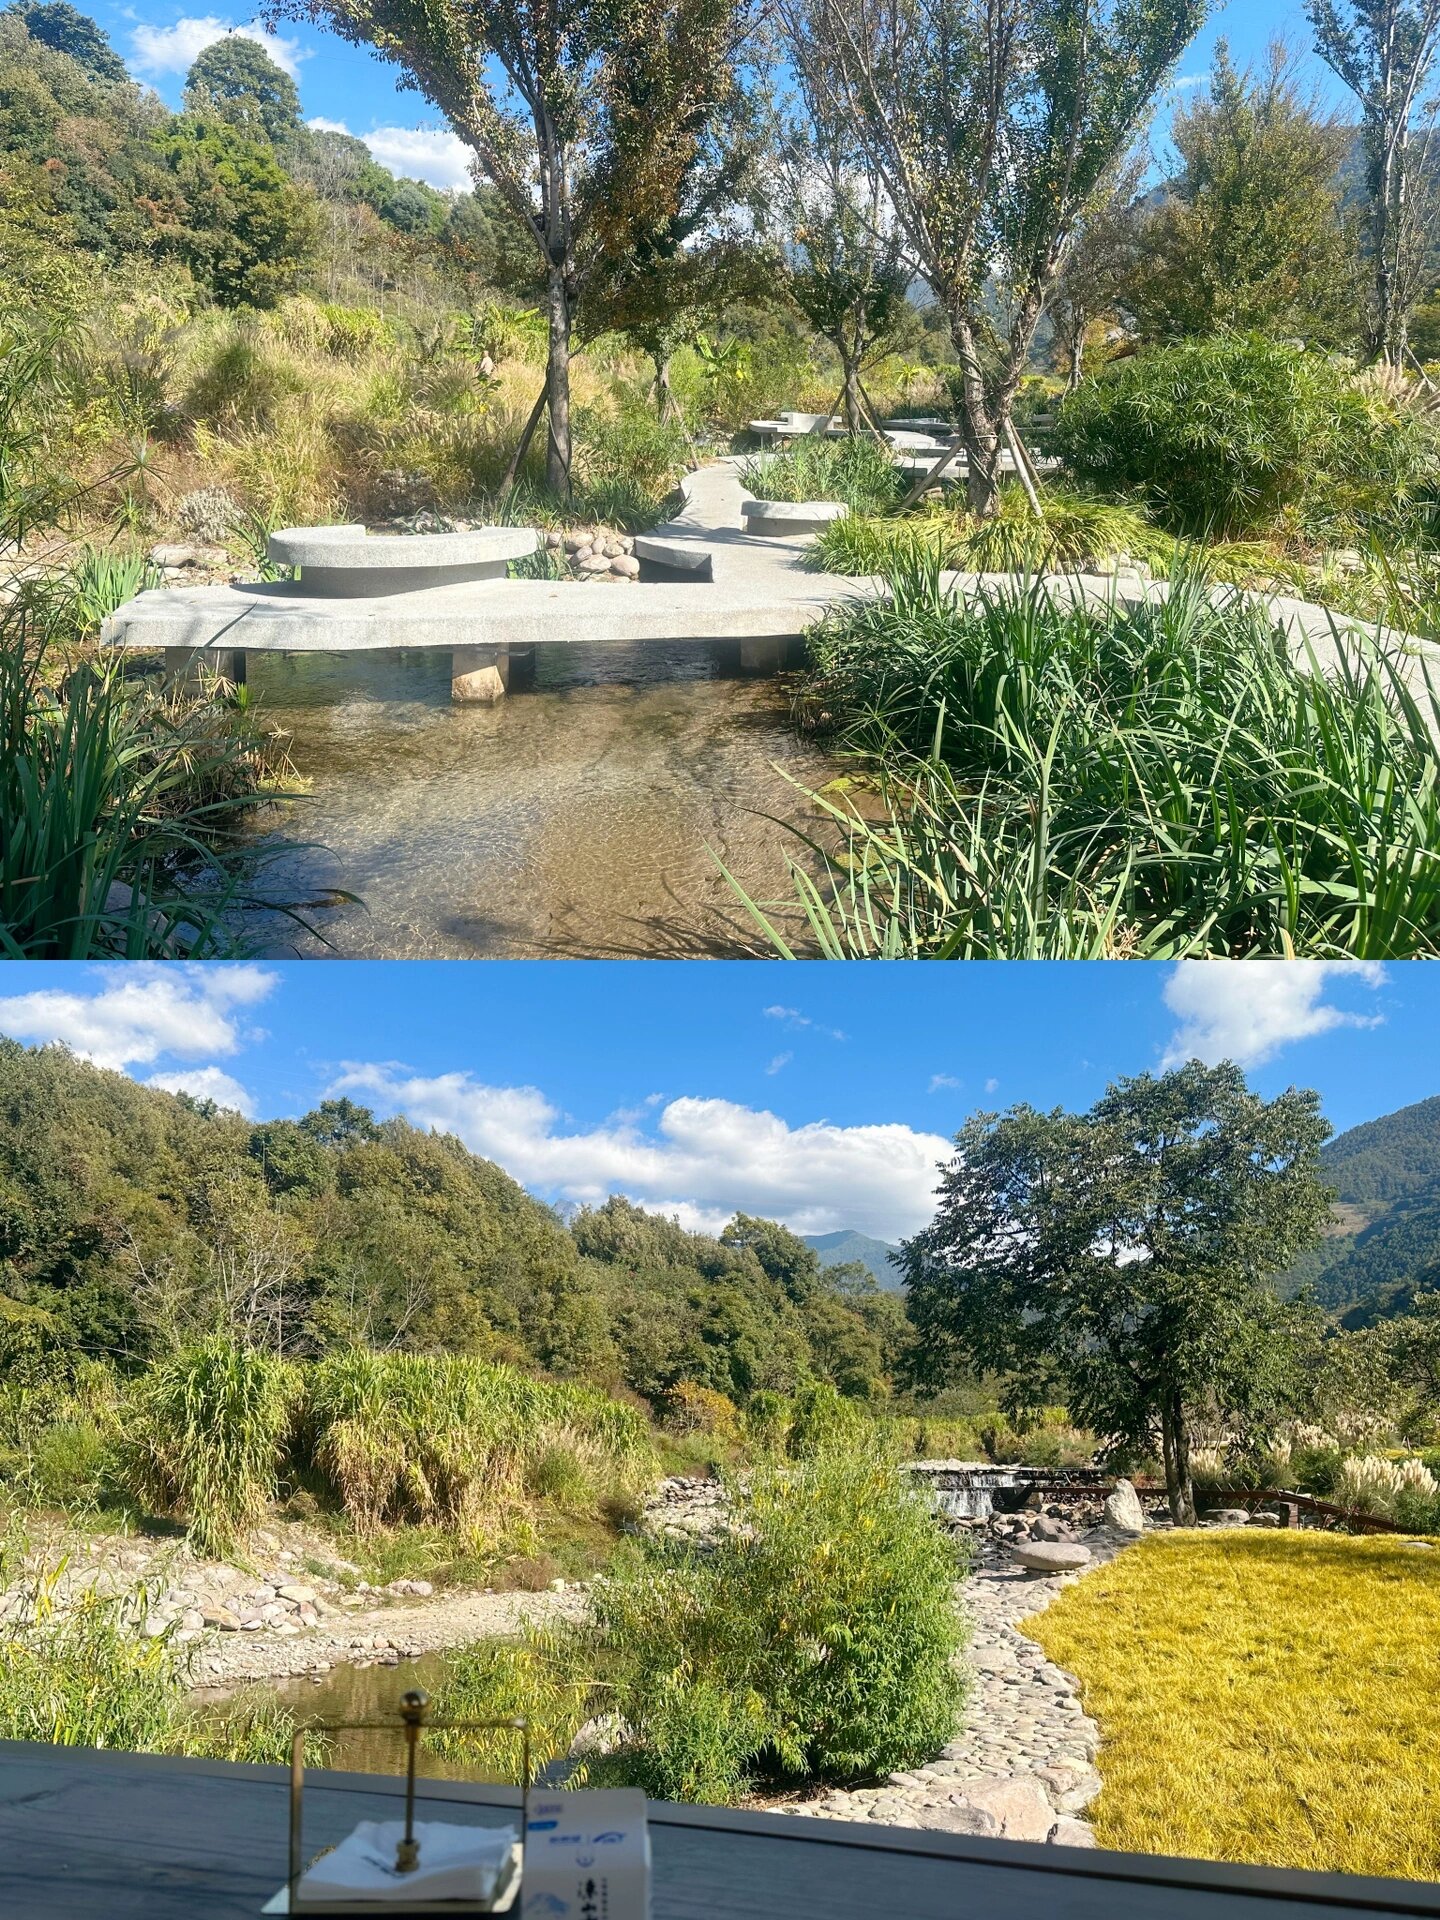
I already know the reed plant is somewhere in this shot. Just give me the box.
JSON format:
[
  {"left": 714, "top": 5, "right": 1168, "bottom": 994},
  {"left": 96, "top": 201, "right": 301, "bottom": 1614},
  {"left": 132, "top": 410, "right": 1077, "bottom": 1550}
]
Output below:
[
  {"left": 726, "top": 567, "right": 1440, "bottom": 958},
  {"left": 124, "top": 1338, "right": 298, "bottom": 1557},
  {"left": 303, "top": 1350, "right": 653, "bottom": 1535}
]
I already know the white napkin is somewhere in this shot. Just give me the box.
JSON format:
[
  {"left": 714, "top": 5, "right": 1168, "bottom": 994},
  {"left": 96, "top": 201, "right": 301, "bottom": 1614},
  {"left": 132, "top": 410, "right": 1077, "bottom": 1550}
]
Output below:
[{"left": 299, "top": 1820, "right": 518, "bottom": 1904}]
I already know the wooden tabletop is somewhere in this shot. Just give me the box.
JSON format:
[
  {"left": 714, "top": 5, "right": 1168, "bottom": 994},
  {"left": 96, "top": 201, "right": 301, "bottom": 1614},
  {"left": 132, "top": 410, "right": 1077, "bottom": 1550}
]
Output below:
[{"left": 4, "top": 1740, "right": 1440, "bottom": 1920}]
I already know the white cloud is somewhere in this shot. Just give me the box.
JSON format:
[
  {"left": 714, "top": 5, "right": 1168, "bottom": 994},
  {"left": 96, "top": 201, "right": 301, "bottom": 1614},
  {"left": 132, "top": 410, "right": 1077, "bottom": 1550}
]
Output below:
[
  {"left": 329, "top": 1066, "right": 952, "bottom": 1240},
  {"left": 984, "top": 1077, "right": 999, "bottom": 1094},
  {"left": 146, "top": 1066, "right": 257, "bottom": 1116},
  {"left": 309, "top": 117, "right": 474, "bottom": 190},
  {"left": 1160, "top": 962, "right": 1386, "bottom": 1071},
  {"left": 928, "top": 1073, "right": 961, "bottom": 1092},
  {"left": 0, "top": 965, "right": 278, "bottom": 1073},
  {"left": 130, "top": 15, "right": 307, "bottom": 79},
  {"left": 763, "top": 1004, "right": 846, "bottom": 1042},
  {"left": 765, "top": 1052, "right": 793, "bottom": 1076}
]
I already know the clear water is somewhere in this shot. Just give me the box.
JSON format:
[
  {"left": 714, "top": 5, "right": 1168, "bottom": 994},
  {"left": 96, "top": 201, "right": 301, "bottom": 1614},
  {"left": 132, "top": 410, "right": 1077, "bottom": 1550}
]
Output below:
[{"left": 243, "top": 640, "right": 838, "bottom": 958}]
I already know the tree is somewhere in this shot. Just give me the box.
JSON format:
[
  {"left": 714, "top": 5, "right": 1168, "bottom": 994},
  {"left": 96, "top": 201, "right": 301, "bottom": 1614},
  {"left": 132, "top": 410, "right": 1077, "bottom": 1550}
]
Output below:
[
  {"left": 775, "top": 120, "right": 912, "bottom": 434},
  {"left": 1125, "top": 41, "right": 1360, "bottom": 347},
  {"left": 160, "top": 115, "right": 315, "bottom": 307},
  {"left": 1307, "top": 0, "right": 1440, "bottom": 365},
  {"left": 903, "top": 1062, "right": 1333, "bottom": 1525},
  {"left": 183, "top": 35, "right": 305, "bottom": 148},
  {"left": 720, "top": 1212, "right": 823, "bottom": 1300},
  {"left": 781, "top": 0, "right": 1210, "bottom": 514},
  {"left": 1049, "top": 150, "right": 1143, "bottom": 392},
  {"left": 279, "top": 0, "right": 755, "bottom": 492},
  {"left": 5, "top": 0, "right": 126, "bottom": 81}
]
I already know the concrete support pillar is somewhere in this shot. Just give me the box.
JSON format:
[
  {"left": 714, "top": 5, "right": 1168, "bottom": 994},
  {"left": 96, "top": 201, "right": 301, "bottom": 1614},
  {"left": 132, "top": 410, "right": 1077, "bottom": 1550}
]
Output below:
[
  {"left": 740, "top": 636, "right": 784, "bottom": 675},
  {"left": 452, "top": 644, "right": 510, "bottom": 703},
  {"left": 163, "top": 647, "right": 245, "bottom": 687}
]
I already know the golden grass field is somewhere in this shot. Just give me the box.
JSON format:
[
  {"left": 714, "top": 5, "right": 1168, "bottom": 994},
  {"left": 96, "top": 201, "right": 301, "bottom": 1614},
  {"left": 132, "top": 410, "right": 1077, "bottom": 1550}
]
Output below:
[{"left": 1025, "top": 1530, "right": 1440, "bottom": 1881}]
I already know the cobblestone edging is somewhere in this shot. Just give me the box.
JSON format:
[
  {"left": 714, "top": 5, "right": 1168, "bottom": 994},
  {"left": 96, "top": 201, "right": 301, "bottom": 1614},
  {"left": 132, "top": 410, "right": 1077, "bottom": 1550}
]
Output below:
[{"left": 778, "top": 1530, "right": 1133, "bottom": 1847}]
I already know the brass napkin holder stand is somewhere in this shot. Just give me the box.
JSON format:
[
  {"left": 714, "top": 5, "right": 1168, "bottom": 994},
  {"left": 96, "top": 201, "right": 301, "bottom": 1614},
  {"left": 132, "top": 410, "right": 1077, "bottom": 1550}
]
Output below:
[{"left": 281, "top": 1689, "right": 530, "bottom": 1916}]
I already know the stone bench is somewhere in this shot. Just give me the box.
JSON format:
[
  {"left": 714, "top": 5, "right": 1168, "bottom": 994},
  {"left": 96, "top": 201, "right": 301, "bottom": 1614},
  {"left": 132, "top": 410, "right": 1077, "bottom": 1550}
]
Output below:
[
  {"left": 741, "top": 499, "right": 850, "bottom": 538},
  {"left": 266, "top": 524, "right": 537, "bottom": 597}
]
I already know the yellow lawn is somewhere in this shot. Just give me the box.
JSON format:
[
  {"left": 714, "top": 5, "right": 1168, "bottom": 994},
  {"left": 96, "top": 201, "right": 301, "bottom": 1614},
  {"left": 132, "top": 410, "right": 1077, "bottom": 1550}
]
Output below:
[{"left": 1024, "top": 1530, "right": 1440, "bottom": 1881}]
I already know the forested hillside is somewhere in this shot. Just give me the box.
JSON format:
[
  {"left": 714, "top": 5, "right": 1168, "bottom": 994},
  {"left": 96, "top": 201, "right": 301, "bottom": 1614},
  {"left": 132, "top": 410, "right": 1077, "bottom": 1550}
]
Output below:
[
  {"left": 1284, "top": 1096, "right": 1440, "bottom": 1317},
  {"left": 0, "top": 1041, "right": 909, "bottom": 1407}
]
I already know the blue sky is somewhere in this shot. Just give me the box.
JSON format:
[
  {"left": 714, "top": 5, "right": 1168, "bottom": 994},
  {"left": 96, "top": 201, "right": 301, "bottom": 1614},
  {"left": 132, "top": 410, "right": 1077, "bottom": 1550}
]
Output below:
[
  {"left": 0, "top": 961, "right": 1427, "bottom": 1242},
  {"left": 90, "top": 0, "right": 1344, "bottom": 191}
]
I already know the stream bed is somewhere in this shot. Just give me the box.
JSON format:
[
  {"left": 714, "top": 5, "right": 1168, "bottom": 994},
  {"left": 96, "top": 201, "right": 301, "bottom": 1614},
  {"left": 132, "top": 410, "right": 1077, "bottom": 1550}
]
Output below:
[{"left": 242, "top": 640, "right": 840, "bottom": 958}]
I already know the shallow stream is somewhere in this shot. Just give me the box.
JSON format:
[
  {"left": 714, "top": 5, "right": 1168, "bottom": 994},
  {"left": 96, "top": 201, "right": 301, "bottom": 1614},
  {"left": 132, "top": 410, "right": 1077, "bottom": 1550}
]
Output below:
[{"left": 242, "top": 640, "right": 839, "bottom": 958}]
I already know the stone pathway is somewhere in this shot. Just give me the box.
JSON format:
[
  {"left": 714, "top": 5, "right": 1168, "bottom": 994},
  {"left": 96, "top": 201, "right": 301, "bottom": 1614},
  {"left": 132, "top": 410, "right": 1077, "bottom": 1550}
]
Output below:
[{"left": 778, "top": 1529, "right": 1131, "bottom": 1847}]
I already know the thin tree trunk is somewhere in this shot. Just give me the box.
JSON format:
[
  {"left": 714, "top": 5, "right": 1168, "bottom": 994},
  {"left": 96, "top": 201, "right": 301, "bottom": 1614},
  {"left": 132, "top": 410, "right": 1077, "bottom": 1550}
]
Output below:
[
  {"left": 1065, "top": 323, "right": 1085, "bottom": 396},
  {"left": 654, "top": 351, "right": 676, "bottom": 421},
  {"left": 840, "top": 351, "right": 864, "bottom": 435},
  {"left": 1163, "top": 1396, "right": 1197, "bottom": 1527},
  {"left": 544, "top": 265, "right": 573, "bottom": 495}
]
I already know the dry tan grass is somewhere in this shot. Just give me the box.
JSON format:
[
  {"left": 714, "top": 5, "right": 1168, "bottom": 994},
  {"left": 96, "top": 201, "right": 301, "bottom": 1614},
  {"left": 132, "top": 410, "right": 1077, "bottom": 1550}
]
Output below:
[{"left": 1026, "top": 1530, "right": 1440, "bottom": 1880}]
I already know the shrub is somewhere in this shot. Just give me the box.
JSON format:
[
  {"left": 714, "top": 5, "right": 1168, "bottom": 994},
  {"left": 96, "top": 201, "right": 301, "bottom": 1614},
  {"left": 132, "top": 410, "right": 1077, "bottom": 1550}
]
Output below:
[
  {"left": 1053, "top": 333, "right": 1440, "bottom": 541},
  {"left": 302, "top": 1350, "right": 653, "bottom": 1535},
  {"left": 742, "top": 1390, "right": 793, "bottom": 1460},
  {"left": 786, "top": 1380, "right": 868, "bottom": 1459},
  {"left": 0, "top": 1540, "right": 297, "bottom": 1760},
  {"left": 665, "top": 1382, "right": 742, "bottom": 1444},
  {"left": 589, "top": 1449, "right": 967, "bottom": 1801},
  {"left": 124, "top": 1338, "right": 297, "bottom": 1557},
  {"left": 430, "top": 1630, "right": 595, "bottom": 1784}
]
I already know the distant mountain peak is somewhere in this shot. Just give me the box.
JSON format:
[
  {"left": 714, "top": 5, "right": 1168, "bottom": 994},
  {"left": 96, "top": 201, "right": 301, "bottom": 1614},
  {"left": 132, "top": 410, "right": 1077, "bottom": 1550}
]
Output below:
[{"left": 803, "top": 1229, "right": 905, "bottom": 1292}]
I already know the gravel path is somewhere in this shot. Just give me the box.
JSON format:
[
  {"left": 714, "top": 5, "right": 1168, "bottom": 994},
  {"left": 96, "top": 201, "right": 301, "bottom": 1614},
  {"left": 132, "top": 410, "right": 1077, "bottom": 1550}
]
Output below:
[{"left": 778, "top": 1528, "right": 1130, "bottom": 1846}]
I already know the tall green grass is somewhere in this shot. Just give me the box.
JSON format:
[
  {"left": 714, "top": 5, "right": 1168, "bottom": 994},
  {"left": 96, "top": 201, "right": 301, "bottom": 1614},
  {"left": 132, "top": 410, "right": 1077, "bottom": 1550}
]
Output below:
[
  {"left": 0, "top": 322, "right": 317, "bottom": 959},
  {"left": 303, "top": 1350, "right": 653, "bottom": 1535},
  {"left": 125, "top": 1339, "right": 298, "bottom": 1557},
  {"left": 724, "top": 567, "right": 1440, "bottom": 958}
]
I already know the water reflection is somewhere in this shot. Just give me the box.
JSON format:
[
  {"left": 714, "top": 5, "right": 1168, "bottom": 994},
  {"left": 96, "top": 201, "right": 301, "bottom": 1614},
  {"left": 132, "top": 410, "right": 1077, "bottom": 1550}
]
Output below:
[{"left": 245, "top": 640, "right": 837, "bottom": 958}]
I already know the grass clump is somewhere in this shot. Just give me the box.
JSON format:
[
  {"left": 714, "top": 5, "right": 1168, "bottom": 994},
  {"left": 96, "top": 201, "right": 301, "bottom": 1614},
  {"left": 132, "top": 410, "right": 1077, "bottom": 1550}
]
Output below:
[
  {"left": 733, "top": 567, "right": 1440, "bottom": 958},
  {"left": 1027, "top": 1531, "right": 1440, "bottom": 1879},
  {"left": 124, "top": 1338, "right": 298, "bottom": 1557},
  {"left": 739, "top": 437, "right": 905, "bottom": 516}
]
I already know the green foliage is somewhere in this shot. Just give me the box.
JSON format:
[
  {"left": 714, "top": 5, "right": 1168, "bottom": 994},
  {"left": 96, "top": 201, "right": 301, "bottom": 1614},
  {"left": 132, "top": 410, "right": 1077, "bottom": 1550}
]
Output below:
[
  {"left": 589, "top": 1449, "right": 967, "bottom": 1800},
  {"left": 302, "top": 1348, "right": 652, "bottom": 1535},
  {"left": 1125, "top": 41, "right": 1358, "bottom": 346},
  {"left": 124, "top": 1338, "right": 298, "bottom": 1556},
  {"left": 904, "top": 1062, "right": 1333, "bottom": 1522},
  {"left": 5, "top": 0, "right": 126, "bottom": 79},
  {"left": 1053, "top": 333, "right": 1440, "bottom": 539},
  {"left": 733, "top": 569, "right": 1440, "bottom": 959},
  {"left": 159, "top": 115, "right": 315, "bottom": 309},
  {"left": 786, "top": 1379, "right": 868, "bottom": 1458},
  {"left": 183, "top": 36, "right": 304, "bottom": 147},
  {"left": 429, "top": 1631, "right": 595, "bottom": 1783},
  {"left": 739, "top": 436, "right": 903, "bottom": 514}
]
